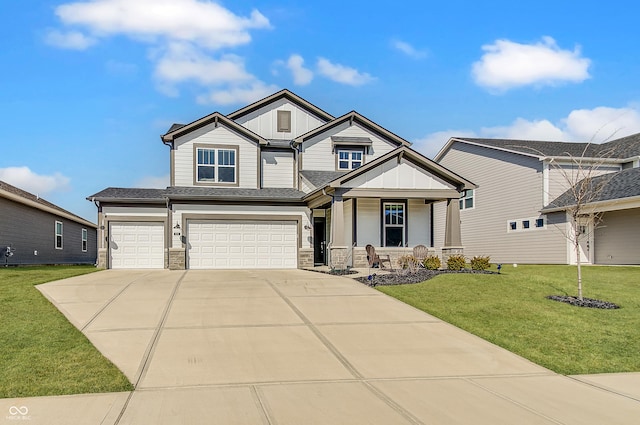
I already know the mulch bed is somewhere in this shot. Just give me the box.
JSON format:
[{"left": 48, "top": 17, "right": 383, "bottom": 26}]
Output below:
[
  {"left": 546, "top": 295, "right": 619, "bottom": 309},
  {"left": 355, "top": 269, "right": 497, "bottom": 286}
]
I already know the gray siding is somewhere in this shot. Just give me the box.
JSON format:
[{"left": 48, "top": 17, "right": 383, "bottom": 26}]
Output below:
[
  {"left": 438, "top": 142, "right": 567, "bottom": 263},
  {"left": 594, "top": 208, "right": 640, "bottom": 265},
  {"left": 0, "top": 197, "right": 97, "bottom": 266}
]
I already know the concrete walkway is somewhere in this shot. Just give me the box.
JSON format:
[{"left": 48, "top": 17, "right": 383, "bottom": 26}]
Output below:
[{"left": 2, "top": 270, "right": 639, "bottom": 424}]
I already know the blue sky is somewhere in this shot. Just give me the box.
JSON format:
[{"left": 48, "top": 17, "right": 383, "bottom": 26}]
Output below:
[{"left": 2, "top": 0, "right": 639, "bottom": 221}]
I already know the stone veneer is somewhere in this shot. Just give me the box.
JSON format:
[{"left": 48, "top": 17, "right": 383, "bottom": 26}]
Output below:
[
  {"left": 169, "top": 248, "right": 186, "bottom": 270},
  {"left": 97, "top": 248, "right": 107, "bottom": 269},
  {"left": 298, "top": 248, "right": 314, "bottom": 268}
]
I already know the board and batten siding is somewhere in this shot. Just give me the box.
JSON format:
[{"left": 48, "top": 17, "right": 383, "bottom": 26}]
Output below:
[
  {"left": 438, "top": 142, "right": 567, "bottom": 263},
  {"left": 0, "top": 196, "right": 97, "bottom": 265},
  {"left": 261, "top": 151, "right": 294, "bottom": 188},
  {"left": 301, "top": 122, "right": 397, "bottom": 172},
  {"left": 344, "top": 158, "right": 455, "bottom": 190},
  {"left": 173, "top": 123, "right": 259, "bottom": 188},
  {"left": 355, "top": 198, "right": 379, "bottom": 246},
  {"left": 407, "top": 199, "right": 431, "bottom": 247},
  {"left": 594, "top": 208, "right": 640, "bottom": 265},
  {"left": 234, "top": 98, "right": 326, "bottom": 139}
]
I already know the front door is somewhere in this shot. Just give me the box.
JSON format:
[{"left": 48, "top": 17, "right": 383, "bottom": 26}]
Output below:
[{"left": 313, "top": 217, "right": 326, "bottom": 265}]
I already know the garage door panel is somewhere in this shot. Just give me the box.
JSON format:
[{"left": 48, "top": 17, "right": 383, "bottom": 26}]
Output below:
[
  {"left": 110, "top": 222, "right": 164, "bottom": 269},
  {"left": 188, "top": 220, "right": 297, "bottom": 269}
]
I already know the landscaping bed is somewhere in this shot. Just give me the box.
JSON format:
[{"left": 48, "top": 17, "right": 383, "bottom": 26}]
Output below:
[{"left": 355, "top": 269, "right": 497, "bottom": 286}]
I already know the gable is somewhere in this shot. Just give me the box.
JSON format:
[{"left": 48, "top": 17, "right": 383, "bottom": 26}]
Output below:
[
  {"left": 342, "top": 158, "right": 456, "bottom": 190},
  {"left": 233, "top": 98, "right": 328, "bottom": 139}
]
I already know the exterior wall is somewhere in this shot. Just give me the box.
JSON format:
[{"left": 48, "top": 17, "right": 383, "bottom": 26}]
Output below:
[
  {"left": 233, "top": 98, "right": 326, "bottom": 139},
  {"left": 343, "top": 158, "right": 455, "bottom": 190},
  {"left": 407, "top": 199, "right": 431, "bottom": 247},
  {"left": 261, "top": 150, "right": 294, "bottom": 188},
  {"left": 438, "top": 142, "right": 567, "bottom": 263},
  {"left": 0, "top": 197, "right": 97, "bottom": 266},
  {"left": 594, "top": 208, "right": 640, "bottom": 265},
  {"left": 343, "top": 199, "right": 353, "bottom": 249},
  {"left": 546, "top": 163, "right": 621, "bottom": 205},
  {"left": 173, "top": 123, "right": 259, "bottom": 188},
  {"left": 301, "top": 122, "right": 397, "bottom": 171},
  {"left": 355, "top": 198, "right": 379, "bottom": 246},
  {"left": 432, "top": 201, "right": 446, "bottom": 256}
]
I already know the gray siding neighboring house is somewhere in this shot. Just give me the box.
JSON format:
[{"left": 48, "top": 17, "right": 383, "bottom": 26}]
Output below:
[
  {"left": 0, "top": 181, "right": 97, "bottom": 266},
  {"left": 435, "top": 133, "right": 640, "bottom": 265}
]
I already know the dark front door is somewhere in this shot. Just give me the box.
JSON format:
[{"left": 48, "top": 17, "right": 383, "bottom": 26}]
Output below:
[{"left": 313, "top": 217, "right": 326, "bottom": 265}]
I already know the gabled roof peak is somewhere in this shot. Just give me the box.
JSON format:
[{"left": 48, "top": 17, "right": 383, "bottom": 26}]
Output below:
[{"left": 226, "top": 89, "right": 335, "bottom": 122}]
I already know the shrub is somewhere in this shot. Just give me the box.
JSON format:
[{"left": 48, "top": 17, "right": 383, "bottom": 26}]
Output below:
[
  {"left": 447, "top": 254, "right": 467, "bottom": 271},
  {"left": 397, "top": 255, "right": 420, "bottom": 271},
  {"left": 423, "top": 255, "right": 441, "bottom": 270},
  {"left": 470, "top": 255, "right": 491, "bottom": 271}
]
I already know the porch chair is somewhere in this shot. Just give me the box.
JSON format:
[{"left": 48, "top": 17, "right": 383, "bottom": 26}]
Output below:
[
  {"left": 413, "top": 244, "right": 430, "bottom": 266},
  {"left": 366, "top": 244, "right": 393, "bottom": 270}
]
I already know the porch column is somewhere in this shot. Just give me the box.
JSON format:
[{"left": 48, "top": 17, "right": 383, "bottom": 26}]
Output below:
[
  {"left": 331, "top": 193, "right": 345, "bottom": 246},
  {"left": 444, "top": 197, "right": 462, "bottom": 246}
]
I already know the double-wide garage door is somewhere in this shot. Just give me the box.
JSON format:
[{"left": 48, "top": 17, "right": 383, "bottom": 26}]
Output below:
[
  {"left": 110, "top": 222, "right": 164, "bottom": 269},
  {"left": 188, "top": 220, "right": 297, "bottom": 269}
]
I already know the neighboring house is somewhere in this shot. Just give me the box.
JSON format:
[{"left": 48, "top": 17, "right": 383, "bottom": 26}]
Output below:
[
  {"left": 435, "top": 133, "right": 640, "bottom": 265},
  {"left": 0, "top": 180, "right": 97, "bottom": 266},
  {"left": 89, "top": 89, "right": 474, "bottom": 270}
]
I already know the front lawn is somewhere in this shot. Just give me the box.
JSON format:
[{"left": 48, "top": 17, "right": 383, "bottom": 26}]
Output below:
[
  {"left": 0, "top": 266, "right": 133, "bottom": 398},
  {"left": 377, "top": 264, "right": 640, "bottom": 375}
]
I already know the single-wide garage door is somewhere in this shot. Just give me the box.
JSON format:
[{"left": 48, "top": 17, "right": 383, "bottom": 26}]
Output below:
[
  {"left": 188, "top": 220, "right": 297, "bottom": 269},
  {"left": 110, "top": 222, "right": 164, "bottom": 269}
]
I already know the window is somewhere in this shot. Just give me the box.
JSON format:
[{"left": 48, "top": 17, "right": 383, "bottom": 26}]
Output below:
[
  {"left": 55, "top": 221, "right": 63, "bottom": 249},
  {"left": 277, "top": 110, "right": 291, "bottom": 132},
  {"left": 508, "top": 216, "right": 546, "bottom": 232},
  {"left": 337, "top": 149, "right": 363, "bottom": 170},
  {"left": 459, "top": 189, "right": 474, "bottom": 210},
  {"left": 522, "top": 220, "right": 530, "bottom": 229},
  {"left": 383, "top": 202, "right": 405, "bottom": 247},
  {"left": 196, "top": 146, "right": 237, "bottom": 184},
  {"left": 82, "top": 228, "right": 88, "bottom": 252},
  {"left": 535, "top": 218, "right": 545, "bottom": 228},
  {"left": 509, "top": 221, "right": 517, "bottom": 231}
]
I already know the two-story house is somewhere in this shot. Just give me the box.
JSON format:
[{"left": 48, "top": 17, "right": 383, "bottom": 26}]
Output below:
[
  {"left": 435, "top": 134, "right": 640, "bottom": 265},
  {"left": 89, "top": 90, "right": 474, "bottom": 270}
]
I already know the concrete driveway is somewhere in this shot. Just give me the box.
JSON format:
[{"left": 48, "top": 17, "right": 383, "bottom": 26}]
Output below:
[{"left": 3, "top": 269, "right": 639, "bottom": 424}]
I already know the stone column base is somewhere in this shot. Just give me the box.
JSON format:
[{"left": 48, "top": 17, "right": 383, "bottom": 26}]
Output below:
[
  {"left": 441, "top": 246, "right": 464, "bottom": 265},
  {"left": 298, "top": 248, "right": 314, "bottom": 269},
  {"left": 97, "top": 248, "right": 108, "bottom": 269},
  {"left": 169, "top": 248, "right": 186, "bottom": 270},
  {"left": 329, "top": 246, "right": 349, "bottom": 270}
]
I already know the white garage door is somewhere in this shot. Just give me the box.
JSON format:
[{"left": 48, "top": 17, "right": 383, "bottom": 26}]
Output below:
[
  {"left": 110, "top": 222, "right": 165, "bottom": 269},
  {"left": 188, "top": 220, "right": 298, "bottom": 269}
]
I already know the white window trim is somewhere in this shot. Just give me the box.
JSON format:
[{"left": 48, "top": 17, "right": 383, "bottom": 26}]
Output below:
[
  {"left": 337, "top": 148, "right": 364, "bottom": 170},
  {"left": 194, "top": 145, "right": 239, "bottom": 186},
  {"left": 82, "top": 228, "right": 88, "bottom": 252},
  {"left": 507, "top": 216, "right": 547, "bottom": 233},
  {"left": 55, "top": 221, "right": 63, "bottom": 250},
  {"left": 459, "top": 189, "right": 474, "bottom": 211},
  {"left": 382, "top": 202, "right": 406, "bottom": 247}
]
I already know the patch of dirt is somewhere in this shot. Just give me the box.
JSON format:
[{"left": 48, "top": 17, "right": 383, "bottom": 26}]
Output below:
[
  {"left": 546, "top": 295, "right": 619, "bottom": 309},
  {"left": 355, "top": 269, "right": 497, "bottom": 286}
]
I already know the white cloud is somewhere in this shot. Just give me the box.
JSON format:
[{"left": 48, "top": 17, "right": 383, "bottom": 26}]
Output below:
[
  {"left": 0, "top": 167, "right": 70, "bottom": 195},
  {"left": 196, "top": 81, "right": 279, "bottom": 105},
  {"left": 316, "top": 57, "right": 375, "bottom": 86},
  {"left": 415, "top": 105, "right": 640, "bottom": 158},
  {"left": 135, "top": 174, "right": 169, "bottom": 188},
  {"left": 392, "top": 39, "right": 427, "bottom": 59},
  {"left": 286, "top": 54, "right": 313, "bottom": 86},
  {"left": 54, "top": 0, "right": 270, "bottom": 49},
  {"left": 44, "top": 29, "right": 96, "bottom": 50},
  {"left": 472, "top": 36, "right": 591, "bottom": 91}
]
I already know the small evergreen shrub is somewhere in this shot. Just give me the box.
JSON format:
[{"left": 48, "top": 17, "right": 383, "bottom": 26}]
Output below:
[
  {"left": 470, "top": 255, "right": 491, "bottom": 271},
  {"left": 447, "top": 254, "right": 467, "bottom": 271},
  {"left": 423, "top": 255, "right": 441, "bottom": 270}
]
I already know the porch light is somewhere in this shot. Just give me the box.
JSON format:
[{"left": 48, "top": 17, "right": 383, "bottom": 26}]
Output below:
[{"left": 174, "top": 223, "right": 181, "bottom": 229}]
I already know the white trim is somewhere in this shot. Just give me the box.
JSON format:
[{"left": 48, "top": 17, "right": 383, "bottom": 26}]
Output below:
[
  {"left": 542, "top": 160, "right": 549, "bottom": 207},
  {"left": 55, "top": 221, "right": 63, "bottom": 250},
  {"left": 81, "top": 228, "right": 88, "bottom": 252},
  {"left": 337, "top": 148, "right": 363, "bottom": 170},
  {"left": 383, "top": 202, "right": 405, "bottom": 247},
  {"left": 459, "top": 189, "right": 474, "bottom": 211},
  {"left": 507, "top": 215, "right": 547, "bottom": 233}
]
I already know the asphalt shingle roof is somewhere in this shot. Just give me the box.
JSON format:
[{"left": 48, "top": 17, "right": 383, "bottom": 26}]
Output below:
[
  {"left": 545, "top": 167, "right": 640, "bottom": 210},
  {"left": 299, "top": 170, "right": 347, "bottom": 189},
  {"left": 88, "top": 187, "right": 169, "bottom": 201},
  {"left": 88, "top": 186, "right": 307, "bottom": 202},
  {"left": 458, "top": 132, "right": 640, "bottom": 159}
]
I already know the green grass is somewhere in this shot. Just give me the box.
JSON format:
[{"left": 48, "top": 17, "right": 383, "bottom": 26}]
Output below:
[
  {"left": 378, "top": 264, "right": 640, "bottom": 375},
  {"left": 0, "top": 266, "right": 133, "bottom": 398}
]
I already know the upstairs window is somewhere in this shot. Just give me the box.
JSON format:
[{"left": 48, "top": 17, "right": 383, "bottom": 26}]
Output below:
[
  {"left": 277, "top": 110, "right": 291, "bottom": 132},
  {"left": 459, "top": 189, "right": 474, "bottom": 210},
  {"left": 337, "top": 149, "right": 363, "bottom": 170},
  {"left": 82, "top": 228, "right": 88, "bottom": 252},
  {"left": 196, "top": 146, "right": 237, "bottom": 184},
  {"left": 55, "top": 221, "right": 63, "bottom": 249}
]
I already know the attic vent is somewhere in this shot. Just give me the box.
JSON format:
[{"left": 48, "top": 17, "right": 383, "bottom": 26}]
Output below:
[{"left": 277, "top": 110, "right": 291, "bottom": 133}]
